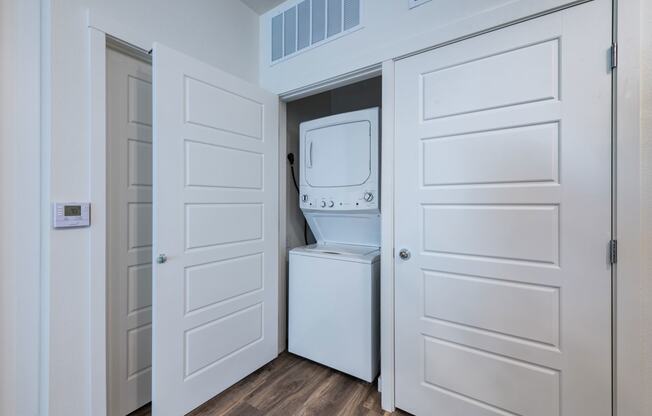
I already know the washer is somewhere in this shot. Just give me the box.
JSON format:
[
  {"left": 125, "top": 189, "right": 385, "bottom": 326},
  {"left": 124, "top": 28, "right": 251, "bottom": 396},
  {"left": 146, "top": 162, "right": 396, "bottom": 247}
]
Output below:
[{"left": 288, "top": 244, "right": 379, "bottom": 382}]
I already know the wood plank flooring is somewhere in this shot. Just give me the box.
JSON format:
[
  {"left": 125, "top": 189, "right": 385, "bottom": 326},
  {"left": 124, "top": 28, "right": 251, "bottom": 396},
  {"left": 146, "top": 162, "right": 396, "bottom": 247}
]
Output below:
[{"left": 129, "top": 353, "right": 410, "bottom": 416}]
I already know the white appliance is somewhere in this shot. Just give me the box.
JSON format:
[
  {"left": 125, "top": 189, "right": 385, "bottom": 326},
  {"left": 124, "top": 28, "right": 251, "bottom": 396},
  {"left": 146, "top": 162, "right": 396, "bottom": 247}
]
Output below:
[{"left": 288, "top": 107, "right": 380, "bottom": 382}]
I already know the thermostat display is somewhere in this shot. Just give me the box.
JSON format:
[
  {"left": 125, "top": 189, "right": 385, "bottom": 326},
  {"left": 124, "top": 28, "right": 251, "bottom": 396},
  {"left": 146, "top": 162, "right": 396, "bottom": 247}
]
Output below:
[{"left": 53, "top": 202, "right": 90, "bottom": 228}]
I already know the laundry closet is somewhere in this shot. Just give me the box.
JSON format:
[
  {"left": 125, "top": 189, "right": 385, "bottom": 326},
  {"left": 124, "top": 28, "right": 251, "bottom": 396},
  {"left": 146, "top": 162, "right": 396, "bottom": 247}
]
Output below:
[
  {"left": 282, "top": 77, "right": 382, "bottom": 381},
  {"left": 99, "top": 0, "right": 616, "bottom": 415}
]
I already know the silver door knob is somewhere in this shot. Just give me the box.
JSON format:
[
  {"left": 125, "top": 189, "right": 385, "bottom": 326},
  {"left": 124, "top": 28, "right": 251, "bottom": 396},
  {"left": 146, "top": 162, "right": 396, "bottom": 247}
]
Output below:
[
  {"left": 157, "top": 254, "right": 167, "bottom": 264},
  {"left": 398, "top": 249, "right": 411, "bottom": 261}
]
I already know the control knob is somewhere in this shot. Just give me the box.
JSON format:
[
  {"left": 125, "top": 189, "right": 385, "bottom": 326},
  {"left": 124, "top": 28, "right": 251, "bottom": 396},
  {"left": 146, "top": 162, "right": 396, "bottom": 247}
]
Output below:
[
  {"left": 320, "top": 200, "right": 327, "bottom": 208},
  {"left": 329, "top": 201, "right": 335, "bottom": 208},
  {"left": 301, "top": 194, "right": 308, "bottom": 202},
  {"left": 363, "top": 192, "right": 374, "bottom": 202}
]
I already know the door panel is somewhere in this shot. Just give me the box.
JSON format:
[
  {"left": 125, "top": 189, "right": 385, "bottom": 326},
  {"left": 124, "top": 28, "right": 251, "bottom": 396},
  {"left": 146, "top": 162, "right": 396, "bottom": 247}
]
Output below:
[
  {"left": 394, "top": 1, "right": 612, "bottom": 415},
  {"left": 107, "top": 48, "right": 153, "bottom": 416},
  {"left": 152, "top": 43, "right": 279, "bottom": 416}
]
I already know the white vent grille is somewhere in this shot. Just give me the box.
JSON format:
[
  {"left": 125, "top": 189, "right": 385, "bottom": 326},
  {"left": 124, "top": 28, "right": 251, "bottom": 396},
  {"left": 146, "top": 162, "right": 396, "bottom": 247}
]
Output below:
[{"left": 269, "top": 0, "right": 361, "bottom": 64}]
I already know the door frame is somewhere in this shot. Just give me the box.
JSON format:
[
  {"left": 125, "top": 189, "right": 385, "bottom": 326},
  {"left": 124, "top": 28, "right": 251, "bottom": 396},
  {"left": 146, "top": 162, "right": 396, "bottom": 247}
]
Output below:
[{"left": 87, "top": 0, "right": 645, "bottom": 414}]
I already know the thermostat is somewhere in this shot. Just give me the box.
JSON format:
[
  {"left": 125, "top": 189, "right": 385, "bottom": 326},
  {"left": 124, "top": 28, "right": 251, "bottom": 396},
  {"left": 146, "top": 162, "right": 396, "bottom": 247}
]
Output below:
[{"left": 53, "top": 202, "right": 91, "bottom": 228}]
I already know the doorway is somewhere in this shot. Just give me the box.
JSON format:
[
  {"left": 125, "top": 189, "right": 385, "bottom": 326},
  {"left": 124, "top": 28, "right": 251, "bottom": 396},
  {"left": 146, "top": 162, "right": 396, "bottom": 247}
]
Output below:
[{"left": 106, "top": 43, "right": 153, "bottom": 416}]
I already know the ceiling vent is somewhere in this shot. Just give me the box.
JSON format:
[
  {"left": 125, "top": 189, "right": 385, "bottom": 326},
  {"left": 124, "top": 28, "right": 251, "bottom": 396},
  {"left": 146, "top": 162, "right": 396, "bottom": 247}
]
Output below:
[{"left": 269, "top": 0, "right": 361, "bottom": 64}]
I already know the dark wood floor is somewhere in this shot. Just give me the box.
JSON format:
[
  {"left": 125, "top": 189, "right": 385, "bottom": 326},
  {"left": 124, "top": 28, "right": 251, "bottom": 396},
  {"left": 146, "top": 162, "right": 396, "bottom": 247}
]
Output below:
[{"left": 130, "top": 353, "right": 409, "bottom": 416}]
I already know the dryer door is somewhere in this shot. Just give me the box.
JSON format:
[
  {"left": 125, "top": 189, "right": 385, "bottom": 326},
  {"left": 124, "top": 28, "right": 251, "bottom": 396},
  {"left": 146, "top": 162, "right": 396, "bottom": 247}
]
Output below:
[{"left": 305, "top": 120, "right": 371, "bottom": 187}]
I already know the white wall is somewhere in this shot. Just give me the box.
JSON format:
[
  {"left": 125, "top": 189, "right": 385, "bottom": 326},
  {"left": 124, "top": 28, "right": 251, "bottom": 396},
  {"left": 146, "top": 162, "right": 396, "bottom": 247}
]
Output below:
[
  {"left": 259, "top": 0, "right": 584, "bottom": 94},
  {"left": 641, "top": 0, "right": 652, "bottom": 411},
  {"left": 41, "top": 1, "right": 259, "bottom": 415},
  {"left": 0, "top": 1, "right": 42, "bottom": 415}
]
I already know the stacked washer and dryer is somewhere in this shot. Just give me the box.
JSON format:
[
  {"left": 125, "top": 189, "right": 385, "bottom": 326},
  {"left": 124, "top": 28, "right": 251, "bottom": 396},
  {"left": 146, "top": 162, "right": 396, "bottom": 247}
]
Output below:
[{"left": 288, "top": 107, "right": 380, "bottom": 382}]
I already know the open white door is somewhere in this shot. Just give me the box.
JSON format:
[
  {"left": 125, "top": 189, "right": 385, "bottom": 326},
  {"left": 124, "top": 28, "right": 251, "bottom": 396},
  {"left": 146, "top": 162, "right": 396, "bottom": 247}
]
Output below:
[
  {"left": 152, "top": 43, "right": 279, "bottom": 416},
  {"left": 394, "top": 1, "right": 612, "bottom": 415}
]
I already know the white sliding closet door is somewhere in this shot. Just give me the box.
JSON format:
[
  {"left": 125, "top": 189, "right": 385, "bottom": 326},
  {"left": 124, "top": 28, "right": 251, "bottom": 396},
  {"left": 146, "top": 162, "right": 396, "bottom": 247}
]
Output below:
[
  {"left": 152, "top": 43, "right": 279, "bottom": 416},
  {"left": 394, "top": 1, "right": 612, "bottom": 415},
  {"left": 107, "top": 47, "right": 153, "bottom": 416}
]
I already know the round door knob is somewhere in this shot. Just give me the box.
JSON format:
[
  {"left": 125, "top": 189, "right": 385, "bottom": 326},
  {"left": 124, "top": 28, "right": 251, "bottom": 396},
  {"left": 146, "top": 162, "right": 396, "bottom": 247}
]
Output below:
[
  {"left": 320, "top": 200, "right": 327, "bottom": 208},
  {"left": 157, "top": 254, "right": 168, "bottom": 264},
  {"left": 364, "top": 192, "right": 374, "bottom": 202},
  {"left": 398, "top": 249, "right": 411, "bottom": 261},
  {"left": 329, "top": 201, "right": 335, "bottom": 208}
]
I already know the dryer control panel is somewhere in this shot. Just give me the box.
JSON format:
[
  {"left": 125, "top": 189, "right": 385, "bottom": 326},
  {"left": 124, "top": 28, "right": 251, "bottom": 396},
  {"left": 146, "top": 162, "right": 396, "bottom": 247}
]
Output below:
[{"left": 300, "top": 189, "right": 378, "bottom": 211}]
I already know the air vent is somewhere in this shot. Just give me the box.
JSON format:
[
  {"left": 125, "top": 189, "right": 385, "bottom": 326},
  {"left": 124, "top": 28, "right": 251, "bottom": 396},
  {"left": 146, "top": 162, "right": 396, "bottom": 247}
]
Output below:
[{"left": 269, "top": 0, "right": 361, "bottom": 64}]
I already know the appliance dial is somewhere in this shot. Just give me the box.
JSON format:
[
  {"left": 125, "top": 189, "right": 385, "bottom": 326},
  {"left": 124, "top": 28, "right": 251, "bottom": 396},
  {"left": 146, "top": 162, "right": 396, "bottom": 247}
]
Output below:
[
  {"left": 363, "top": 192, "right": 374, "bottom": 202},
  {"left": 329, "top": 201, "right": 335, "bottom": 208},
  {"left": 320, "top": 200, "right": 327, "bottom": 208},
  {"left": 301, "top": 194, "right": 308, "bottom": 202}
]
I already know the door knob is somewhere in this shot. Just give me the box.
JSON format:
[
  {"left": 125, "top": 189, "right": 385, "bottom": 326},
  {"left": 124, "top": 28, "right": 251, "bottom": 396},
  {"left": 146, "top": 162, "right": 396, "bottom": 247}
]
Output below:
[
  {"left": 398, "top": 249, "right": 411, "bottom": 261},
  {"left": 157, "top": 254, "right": 168, "bottom": 264}
]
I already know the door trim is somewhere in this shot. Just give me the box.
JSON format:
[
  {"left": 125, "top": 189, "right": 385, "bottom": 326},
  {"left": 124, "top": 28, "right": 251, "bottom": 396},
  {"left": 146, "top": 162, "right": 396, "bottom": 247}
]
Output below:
[
  {"left": 613, "top": 1, "right": 644, "bottom": 415},
  {"left": 89, "top": 26, "right": 109, "bottom": 416},
  {"left": 379, "top": 60, "right": 396, "bottom": 412}
]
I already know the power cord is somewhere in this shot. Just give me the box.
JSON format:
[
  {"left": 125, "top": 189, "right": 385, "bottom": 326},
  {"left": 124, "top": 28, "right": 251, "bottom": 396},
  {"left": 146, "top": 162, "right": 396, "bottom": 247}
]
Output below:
[{"left": 287, "top": 153, "right": 309, "bottom": 245}]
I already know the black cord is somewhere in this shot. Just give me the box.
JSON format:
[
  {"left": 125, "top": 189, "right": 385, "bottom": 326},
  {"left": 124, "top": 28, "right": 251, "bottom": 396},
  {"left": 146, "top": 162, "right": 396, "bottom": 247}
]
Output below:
[{"left": 287, "top": 153, "right": 309, "bottom": 245}]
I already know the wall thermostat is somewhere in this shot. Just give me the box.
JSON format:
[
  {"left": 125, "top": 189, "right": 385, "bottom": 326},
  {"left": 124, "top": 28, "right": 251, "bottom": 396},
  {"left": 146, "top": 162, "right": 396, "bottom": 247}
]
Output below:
[{"left": 53, "top": 202, "right": 91, "bottom": 228}]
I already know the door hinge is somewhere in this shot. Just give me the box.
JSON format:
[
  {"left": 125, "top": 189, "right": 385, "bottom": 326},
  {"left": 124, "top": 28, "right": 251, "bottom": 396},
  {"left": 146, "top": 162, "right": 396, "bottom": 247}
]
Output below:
[
  {"left": 610, "top": 43, "right": 618, "bottom": 70},
  {"left": 609, "top": 239, "right": 618, "bottom": 264}
]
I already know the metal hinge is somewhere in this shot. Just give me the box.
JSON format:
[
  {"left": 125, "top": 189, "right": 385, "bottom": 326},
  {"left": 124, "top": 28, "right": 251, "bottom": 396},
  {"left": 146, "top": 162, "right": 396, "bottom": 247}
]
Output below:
[
  {"left": 609, "top": 240, "right": 618, "bottom": 264},
  {"left": 610, "top": 43, "right": 618, "bottom": 70}
]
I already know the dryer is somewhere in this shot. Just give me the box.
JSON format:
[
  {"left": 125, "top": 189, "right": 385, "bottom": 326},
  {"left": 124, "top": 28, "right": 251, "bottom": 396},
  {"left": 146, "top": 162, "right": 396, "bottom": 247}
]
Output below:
[
  {"left": 299, "top": 107, "right": 380, "bottom": 246},
  {"left": 289, "top": 107, "right": 380, "bottom": 382}
]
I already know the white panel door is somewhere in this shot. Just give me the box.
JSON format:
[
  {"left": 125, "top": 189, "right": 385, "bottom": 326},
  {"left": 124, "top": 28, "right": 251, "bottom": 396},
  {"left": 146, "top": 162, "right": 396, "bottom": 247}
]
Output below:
[
  {"left": 107, "top": 48, "right": 153, "bottom": 416},
  {"left": 394, "top": 1, "right": 612, "bottom": 415},
  {"left": 152, "top": 43, "right": 279, "bottom": 416}
]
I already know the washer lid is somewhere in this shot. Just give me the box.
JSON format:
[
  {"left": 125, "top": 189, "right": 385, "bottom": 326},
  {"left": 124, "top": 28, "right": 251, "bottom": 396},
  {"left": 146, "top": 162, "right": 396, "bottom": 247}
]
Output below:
[
  {"left": 304, "top": 211, "right": 380, "bottom": 247},
  {"left": 290, "top": 243, "right": 380, "bottom": 263}
]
